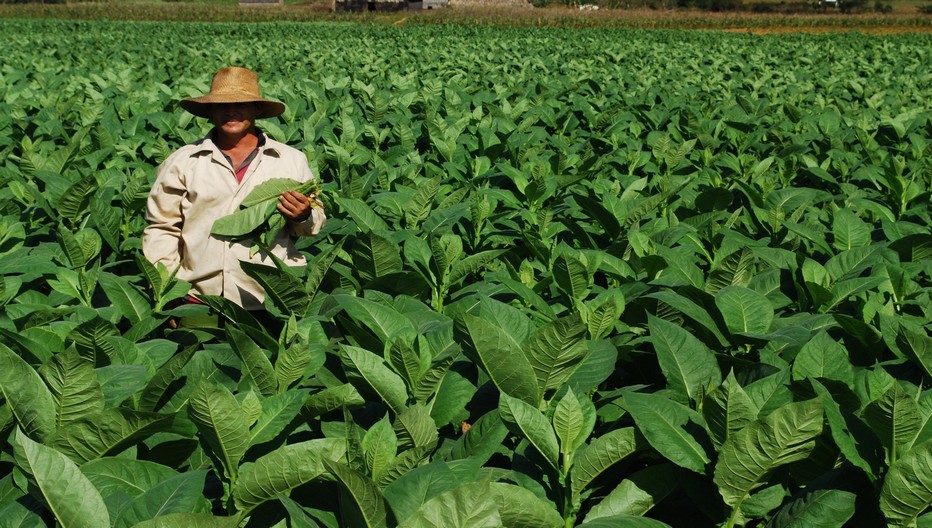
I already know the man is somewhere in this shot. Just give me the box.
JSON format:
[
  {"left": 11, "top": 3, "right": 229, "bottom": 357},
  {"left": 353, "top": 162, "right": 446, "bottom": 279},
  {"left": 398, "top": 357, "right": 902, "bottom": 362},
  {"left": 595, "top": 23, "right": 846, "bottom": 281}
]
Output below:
[{"left": 143, "top": 66, "right": 325, "bottom": 313}]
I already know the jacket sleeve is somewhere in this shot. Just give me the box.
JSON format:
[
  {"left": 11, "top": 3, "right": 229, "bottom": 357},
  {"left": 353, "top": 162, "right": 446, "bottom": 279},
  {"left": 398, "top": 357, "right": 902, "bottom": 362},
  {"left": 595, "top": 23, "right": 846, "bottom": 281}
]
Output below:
[
  {"left": 142, "top": 153, "right": 186, "bottom": 271},
  {"left": 289, "top": 207, "right": 326, "bottom": 237}
]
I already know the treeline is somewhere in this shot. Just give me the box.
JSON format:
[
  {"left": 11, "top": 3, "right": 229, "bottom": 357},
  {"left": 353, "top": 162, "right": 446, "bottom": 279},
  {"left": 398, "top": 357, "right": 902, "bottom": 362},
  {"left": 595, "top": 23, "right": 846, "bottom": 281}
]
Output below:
[{"left": 532, "top": 0, "right": 897, "bottom": 14}]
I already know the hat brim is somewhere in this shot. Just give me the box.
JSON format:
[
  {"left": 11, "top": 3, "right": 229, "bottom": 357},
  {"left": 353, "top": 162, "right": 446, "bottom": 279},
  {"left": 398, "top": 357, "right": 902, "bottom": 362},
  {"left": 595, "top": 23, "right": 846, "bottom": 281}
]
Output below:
[{"left": 180, "top": 94, "right": 285, "bottom": 119}]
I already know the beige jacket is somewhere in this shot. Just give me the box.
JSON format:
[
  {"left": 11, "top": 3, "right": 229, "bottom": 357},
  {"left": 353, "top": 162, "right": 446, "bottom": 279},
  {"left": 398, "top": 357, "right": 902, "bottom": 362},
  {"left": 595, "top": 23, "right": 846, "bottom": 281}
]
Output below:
[{"left": 143, "top": 132, "right": 325, "bottom": 310}]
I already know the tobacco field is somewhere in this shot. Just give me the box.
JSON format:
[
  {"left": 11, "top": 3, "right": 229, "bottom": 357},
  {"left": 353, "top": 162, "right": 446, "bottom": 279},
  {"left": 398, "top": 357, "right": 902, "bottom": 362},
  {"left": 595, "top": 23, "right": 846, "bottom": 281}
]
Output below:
[{"left": 0, "top": 19, "right": 930, "bottom": 527}]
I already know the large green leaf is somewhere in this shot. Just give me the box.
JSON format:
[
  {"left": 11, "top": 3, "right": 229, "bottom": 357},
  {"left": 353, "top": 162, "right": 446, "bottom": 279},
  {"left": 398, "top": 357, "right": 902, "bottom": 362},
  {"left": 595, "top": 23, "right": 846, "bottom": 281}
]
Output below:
[
  {"left": 233, "top": 438, "right": 347, "bottom": 513},
  {"left": 323, "top": 459, "right": 394, "bottom": 528},
  {"left": 648, "top": 315, "right": 722, "bottom": 403},
  {"left": 705, "top": 248, "right": 755, "bottom": 295},
  {"left": 113, "top": 470, "right": 209, "bottom": 528},
  {"left": 489, "top": 482, "right": 563, "bottom": 528},
  {"left": 334, "top": 294, "right": 417, "bottom": 346},
  {"left": 363, "top": 415, "right": 398, "bottom": 482},
  {"left": 249, "top": 389, "right": 307, "bottom": 446},
  {"left": 241, "top": 261, "right": 309, "bottom": 316},
  {"left": 623, "top": 392, "right": 711, "bottom": 474},
  {"left": 12, "top": 428, "right": 110, "bottom": 527},
  {"left": 584, "top": 463, "right": 679, "bottom": 521},
  {"left": 0, "top": 498, "right": 46, "bottom": 527},
  {"left": 713, "top": 399, "right": 823, "bottom": 509},
  {"left": 98, "top": 364, "right": 149, "bottom": 407},
  {"left": 824, "top": 277, "right": 886, "bottom": 312},
  {"left": 129, "top": 513, "right": 242, "bottom": 528},
  {"left": 824, "top": 245, "right": 882, "bottom": 282},
  {"left": 405, "top": 177, "right": 440, "bottom": 229},
  {"left": 865, "top": 381, "right": 922, "bottom": 465},
  {"left": 82, "top": 458, "right": 178, "bottom": 499},
  {"left": 715, "top": 285, "right": 774, "bottom": 335},
  {"left": 524, "top": 314, "right": 589, "bottom": 395},
  {"left": 343, "top": 404, "right": 366, "bottom": 476},
  {"left": 499, "top": 393, "right": 560, "bottom": 471},
  {"left": 47, "top": 408, "right": 173, "bottom": 464},
  {"left": 304, "top": 383, "right": 366, "bottom": 418},
  {"left": 90, "top": 189, "right": 121, "bottom": 252},
  {"left": 583, "top": 291, "right": 626, "bottom": 341},
  {"left": 553, "top": 250, "right": 591, "bottom": 300},
  {"left": 98, "top": 272, "right": 151, "bottom": 324},
  {"left": 397, "top": 481, "right": 503, "bottom": 528},
  {"left": 460, "top": 314, "right": 539, "bottom": 405},
  {"left": 766, "top": 488, "right": 856, "bottom": 528},
  {"left": 447, "top": 410, "right": 509, "bottom": 464},
  {"left": 0, "top": 327, "right": 55, "bottom": 365},
  {"left": 305, "top": 240, "right": 343, "bottom": 299},
  {"left": 832, "top": 208, "right": 871, "bottom": 251},
  {"left": 447, "top": 249, "right": 509, "bottom": 287},
  {"left": 745, "top": 370, "right": 793, "bottom": 417},
  {"left": 275, "top": 335, "right": 316, "bottom": 391},
  {"left": 647, "top": 290, "right": 730, "bottom": 347},
  {"left": 243, "top": 178, "right": 317, "bottom": 208},
  {"left": 383, "top": 461, "right": 461, "bottom": 523},
  {"left": 552, "top": 388, "right": 590, "bottom": 456},
  {"left": 571, "top": 427, "right": 640, "bottom": 497},
  {"left": 900, "top": 323, "right": 932, "bottom": 383},
  {"left": 226, "top": 326, "right": 278, "bottom": 397},
  {"left": 58, "top": 176, "right": 99, "bottom": 224},
  {"left": 472, "top": 298, "right": 535, "bottom": 344},
  {"left": 791, "top": 331, "right": 855, "bottom": 386},
  {"left": 566, "top": 340, "right": 618, "bottom": 394},
  {"left": 388, "top": 340, "right": 426, "bottom": 392},
  {"left": 881, "top": 439, "right": 932, "bottom": 527},
  {"left": 0, "top": 344, "right": 56, "bottom": 442},
  {"left": 393, "top": 403, "right": 439, "bottom": 451},
  {"left": 338, "top": 197, "right": 392, "bottom": 234},
  {"left": 414, "top": 346, "right": 461, "bottom": 406},
  {"left": 810, "top": 380, "right": 883, "bottom": 481},
  {"left": 37, "top": 349, "right": 104, "bottom": 428},
  {"left": 352, "top": 231, "right": 404, "bottom": 283},
  {"left": 703, "top": 371, "right": 757, "bottom": 447},
  {"left": 137, "top": 344, "right": 196, "bottom": 412},
  {"left": 341, "top": 345, "right": 409, "bottom": 413},
  {"left": 577, "top": 516, "right": 672, "bottom": 528},
  {"left": 186, "top": 380, "right": 250, "bottom": 483},
  {"left": 376, "top": 444, "right": 435, "bottom": 487},
  {"left": 280, "top": 496, "right": 327, "bottom": 528},
  {"left": 69, "top": 317, "right": 119, "bottom": 366}
]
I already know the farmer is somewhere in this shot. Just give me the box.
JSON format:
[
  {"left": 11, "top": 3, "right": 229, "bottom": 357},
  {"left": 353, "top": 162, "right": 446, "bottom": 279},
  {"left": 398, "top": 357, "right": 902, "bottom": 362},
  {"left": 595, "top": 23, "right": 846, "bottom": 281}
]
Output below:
[{"left": 143, "top": 66, "right": 325, "bottom": 314}]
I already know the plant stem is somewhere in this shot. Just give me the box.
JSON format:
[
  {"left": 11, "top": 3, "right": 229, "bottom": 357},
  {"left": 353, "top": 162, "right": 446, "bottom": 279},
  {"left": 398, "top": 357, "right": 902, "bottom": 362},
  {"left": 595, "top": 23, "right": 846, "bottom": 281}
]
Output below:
[{"left": 561, "top": 463, "right": 575, "bottom": 528}]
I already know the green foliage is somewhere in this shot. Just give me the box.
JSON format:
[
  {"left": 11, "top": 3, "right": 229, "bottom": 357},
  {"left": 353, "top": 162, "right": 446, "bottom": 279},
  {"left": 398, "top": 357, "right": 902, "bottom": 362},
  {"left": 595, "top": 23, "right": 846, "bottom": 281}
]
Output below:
[{"left": 0, "top": 19, "right": 929, "bottom": 528}]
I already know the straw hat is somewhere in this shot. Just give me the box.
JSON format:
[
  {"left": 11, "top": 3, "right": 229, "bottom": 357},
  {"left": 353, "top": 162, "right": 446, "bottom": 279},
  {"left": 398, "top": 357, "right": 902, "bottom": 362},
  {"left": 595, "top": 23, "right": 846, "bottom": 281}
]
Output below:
[{"left": 180, "top": 67, "right": 285, "bottom": 119}]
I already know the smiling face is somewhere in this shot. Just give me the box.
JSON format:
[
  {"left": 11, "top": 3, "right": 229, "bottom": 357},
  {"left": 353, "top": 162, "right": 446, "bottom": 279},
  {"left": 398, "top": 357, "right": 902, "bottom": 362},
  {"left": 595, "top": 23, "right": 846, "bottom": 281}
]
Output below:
[{"left": 209, "top": 102, "right": 258, "bottom": 139}]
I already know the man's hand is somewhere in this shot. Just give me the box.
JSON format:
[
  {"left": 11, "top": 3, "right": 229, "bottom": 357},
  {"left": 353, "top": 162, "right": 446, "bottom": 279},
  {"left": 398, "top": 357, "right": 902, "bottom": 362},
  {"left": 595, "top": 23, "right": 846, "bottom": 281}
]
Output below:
[{"left": 278, "top": 190, "right": 322, "bottom": 222}]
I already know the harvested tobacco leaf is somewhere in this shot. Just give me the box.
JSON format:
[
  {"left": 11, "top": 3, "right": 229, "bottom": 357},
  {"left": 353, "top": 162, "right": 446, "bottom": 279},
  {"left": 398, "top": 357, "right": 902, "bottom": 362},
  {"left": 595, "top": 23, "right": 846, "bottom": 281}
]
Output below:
[{"left": 212, "top": 178, "right": 322, "bottom": 244}]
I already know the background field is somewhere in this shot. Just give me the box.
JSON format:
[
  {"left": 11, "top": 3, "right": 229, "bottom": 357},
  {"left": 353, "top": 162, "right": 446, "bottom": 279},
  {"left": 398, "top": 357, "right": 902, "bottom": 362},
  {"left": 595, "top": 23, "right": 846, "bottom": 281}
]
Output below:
[
  {"left": 0, "top": 13, "right": 930, "bottom": 528},
  {"left": 1, "top": 0, "right": 931, "bottom": 30}
]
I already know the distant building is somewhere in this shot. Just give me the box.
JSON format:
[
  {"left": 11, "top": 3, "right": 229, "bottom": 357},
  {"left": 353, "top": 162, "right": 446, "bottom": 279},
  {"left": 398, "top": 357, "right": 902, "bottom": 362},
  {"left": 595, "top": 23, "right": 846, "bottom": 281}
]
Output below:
[
  {"left": 334, "top": 0, "right": 448, "bottom": 11},
  {"left": 446, "top": 0, "right": 531, "bottom": 7}
]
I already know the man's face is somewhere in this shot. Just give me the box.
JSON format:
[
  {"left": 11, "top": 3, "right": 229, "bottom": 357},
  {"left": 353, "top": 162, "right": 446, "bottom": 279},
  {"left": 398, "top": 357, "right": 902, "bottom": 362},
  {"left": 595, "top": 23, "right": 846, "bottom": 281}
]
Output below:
[{"left": 210, "top": 102, "right": 258, "bottom": 137}]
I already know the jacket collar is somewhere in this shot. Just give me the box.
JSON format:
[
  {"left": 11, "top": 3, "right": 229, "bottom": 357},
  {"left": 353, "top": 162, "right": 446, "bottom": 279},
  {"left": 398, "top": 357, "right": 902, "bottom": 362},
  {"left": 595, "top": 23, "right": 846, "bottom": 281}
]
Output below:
[{"left": 190, "top": 128, "right": 282, "bottom": 158}]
